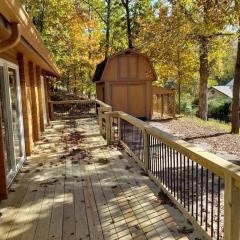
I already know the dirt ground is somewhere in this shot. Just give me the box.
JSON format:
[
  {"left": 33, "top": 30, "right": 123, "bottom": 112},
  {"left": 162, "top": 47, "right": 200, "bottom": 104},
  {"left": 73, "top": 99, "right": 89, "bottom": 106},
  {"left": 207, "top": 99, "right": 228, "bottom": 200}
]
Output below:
[{"left": 149, "top": 117, "right": 240, "bottom": 166}]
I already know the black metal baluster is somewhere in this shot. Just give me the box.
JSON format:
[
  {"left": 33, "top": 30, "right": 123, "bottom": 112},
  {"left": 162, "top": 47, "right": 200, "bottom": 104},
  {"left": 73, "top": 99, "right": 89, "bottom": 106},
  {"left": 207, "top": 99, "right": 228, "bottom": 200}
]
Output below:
[
  {"left": 217, "top": 177, "right": 221, "bottom": 240},
  {"left": 183, "top": 156, "right": 186, "bottom": 208},
  {"left": 162, "top": 143, "right": 165, "bottom": 185},
  {"left": 153, "top": 137, "right": 156, "bottom": 175},
  {"left": 164, "top": 144, "right": 167, "bottom": 186},
  {"left": 149, "top": 135, "right": 153, "bottom": 172},
  {"left": 211, "top": 172, "right": 214, "bottom": 237},
  {"left": 205, "top": 169, "right": 209, "bottom": 231},
  {"left": 201, "top": 166, "right": 204, "bottom": 225},
  {"left": 187, "top": 158, "right": 190, "bottom": 212},
  {"left": 196, "top": 163, "right": 199, "bottom": 221},
  {"left": 159, "top": 140, "right": 162, "bottom": 181},
  {"left": 173, "top": 149, "right": 176, "bottom": 197},
  {"left": 169, "top": 147, "right": 172, "bottom": 193},
  {"left": 176, "top": 152, "right": 179, "bottom": 200},
  {"left": 180, "top": 154, "right": 183, "bottom": 204},
  {"left": 192, "top": 161, "right": 194, "bottom": 216}
]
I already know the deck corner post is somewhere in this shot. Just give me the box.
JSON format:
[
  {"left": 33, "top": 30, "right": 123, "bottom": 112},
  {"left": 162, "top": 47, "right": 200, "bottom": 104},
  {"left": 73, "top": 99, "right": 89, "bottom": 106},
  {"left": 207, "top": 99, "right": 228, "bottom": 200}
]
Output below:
[
  {"left": 105, "top": 112, "right": 111, "bottom": 145},
  {"left": 98, "top": 108, "right": 104, "bottom": 136},
  {"left": 117, "top": 116, "right": 121, "bottom": 142},
  {"left": 143, "top": 129, "right": 150, "bottom": 172},
  {"left": 224, "top": 176, "right": 240, "bottom": 240}
]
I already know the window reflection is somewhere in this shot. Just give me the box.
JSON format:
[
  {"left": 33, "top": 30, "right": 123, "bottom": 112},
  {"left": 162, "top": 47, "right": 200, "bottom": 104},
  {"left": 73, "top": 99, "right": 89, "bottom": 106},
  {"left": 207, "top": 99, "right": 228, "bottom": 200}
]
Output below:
[{"left": 8, "top": 68, "right": 23, "bottom": 163}]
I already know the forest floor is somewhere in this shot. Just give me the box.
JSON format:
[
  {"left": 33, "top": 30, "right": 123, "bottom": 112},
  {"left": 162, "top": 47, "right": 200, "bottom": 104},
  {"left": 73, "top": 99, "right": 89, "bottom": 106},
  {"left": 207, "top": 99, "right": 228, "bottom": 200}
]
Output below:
[{"left": 149, "top": 116, "right": 240, "bottom": 166}]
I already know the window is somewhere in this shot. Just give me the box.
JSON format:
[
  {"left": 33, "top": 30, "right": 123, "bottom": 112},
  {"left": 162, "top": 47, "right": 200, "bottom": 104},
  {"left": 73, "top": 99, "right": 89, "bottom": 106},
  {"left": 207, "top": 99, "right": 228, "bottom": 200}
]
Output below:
[{"left": 0, "top": 59, "right": 25, "bottom": 185}]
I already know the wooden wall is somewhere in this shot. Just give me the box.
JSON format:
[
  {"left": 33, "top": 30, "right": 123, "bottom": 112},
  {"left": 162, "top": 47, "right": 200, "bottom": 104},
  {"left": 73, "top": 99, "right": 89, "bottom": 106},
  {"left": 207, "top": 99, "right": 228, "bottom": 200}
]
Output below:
[{"left": 0, "top": 49, "right": 51, "bottom": 200}]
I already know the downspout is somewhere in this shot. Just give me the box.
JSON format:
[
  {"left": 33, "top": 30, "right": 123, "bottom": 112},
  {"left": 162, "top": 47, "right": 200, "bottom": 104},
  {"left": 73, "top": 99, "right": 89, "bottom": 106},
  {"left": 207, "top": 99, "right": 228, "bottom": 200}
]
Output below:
[{"left": 0, "top": 22, "right": 21, "bottom": 53}]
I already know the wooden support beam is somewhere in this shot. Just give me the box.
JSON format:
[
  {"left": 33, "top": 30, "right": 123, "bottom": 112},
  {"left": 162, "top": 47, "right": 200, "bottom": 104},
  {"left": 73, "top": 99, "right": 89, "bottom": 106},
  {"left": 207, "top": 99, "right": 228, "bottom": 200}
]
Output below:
[
  {"left": 36, "top": 66, "right": 44, "bottom": 132},
  {"left": 29, "top": 61, "right": 40, "bottom": 141},
  {"left": 17, "top": 53, "right": 33, "bottom": 156}
]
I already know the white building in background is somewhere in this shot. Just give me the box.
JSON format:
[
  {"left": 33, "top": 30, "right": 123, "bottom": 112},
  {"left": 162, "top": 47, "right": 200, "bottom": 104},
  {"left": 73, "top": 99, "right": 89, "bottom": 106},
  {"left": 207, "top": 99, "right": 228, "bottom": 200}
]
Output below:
[{"left": 208, "top": 80, "right": 236, "bottom": 100}]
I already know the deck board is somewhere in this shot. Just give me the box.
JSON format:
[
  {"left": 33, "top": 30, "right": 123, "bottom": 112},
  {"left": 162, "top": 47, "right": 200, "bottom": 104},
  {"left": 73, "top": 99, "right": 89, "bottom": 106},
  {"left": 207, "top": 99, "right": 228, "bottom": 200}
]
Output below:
[{"left": 0, "top": 118, "right": 201, "bottom": 240}]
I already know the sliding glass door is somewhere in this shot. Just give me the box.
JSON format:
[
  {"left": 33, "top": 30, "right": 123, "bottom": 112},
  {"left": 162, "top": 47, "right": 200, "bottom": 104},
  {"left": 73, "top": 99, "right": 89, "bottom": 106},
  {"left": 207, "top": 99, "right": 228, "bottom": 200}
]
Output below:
[
  {"left": 0, "top": 66, "right": 9, "bottom": 176},
  {"left": 8, "top": 68, "right": 24, "bottom": 165},
  {"left": 0, "top": 59, "right": 25, "bottom": 185}
]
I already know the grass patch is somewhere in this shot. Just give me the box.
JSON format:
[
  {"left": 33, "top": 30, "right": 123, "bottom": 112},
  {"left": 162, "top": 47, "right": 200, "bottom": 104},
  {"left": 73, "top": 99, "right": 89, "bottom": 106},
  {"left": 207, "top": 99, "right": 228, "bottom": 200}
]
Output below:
[{"left": 184, "top": 115, "right": 232, "bottom": 133}]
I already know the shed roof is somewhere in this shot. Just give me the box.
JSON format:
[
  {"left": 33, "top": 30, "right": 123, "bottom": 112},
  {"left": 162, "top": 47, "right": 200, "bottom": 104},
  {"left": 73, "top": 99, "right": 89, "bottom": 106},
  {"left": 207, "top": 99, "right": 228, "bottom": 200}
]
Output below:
[
  {"left": 92, "top": 58, "right": 107, "bottom": 82},
  {"left": 92, "top": 48, "right": 157, "bottom": 82}
]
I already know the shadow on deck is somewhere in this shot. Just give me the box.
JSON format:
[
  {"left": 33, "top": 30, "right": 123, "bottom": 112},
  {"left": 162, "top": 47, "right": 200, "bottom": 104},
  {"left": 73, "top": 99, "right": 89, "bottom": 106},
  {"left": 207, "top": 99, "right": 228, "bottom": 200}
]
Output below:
[{"left": 0, "top": 118, "right": 201, "bottom": 240}]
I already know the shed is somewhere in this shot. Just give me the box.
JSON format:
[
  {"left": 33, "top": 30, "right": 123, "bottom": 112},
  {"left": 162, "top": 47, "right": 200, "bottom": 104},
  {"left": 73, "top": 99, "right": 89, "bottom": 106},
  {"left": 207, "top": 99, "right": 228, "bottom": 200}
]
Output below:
[{"left": 93, "top": 48, "right": 157, "bottom": 119}]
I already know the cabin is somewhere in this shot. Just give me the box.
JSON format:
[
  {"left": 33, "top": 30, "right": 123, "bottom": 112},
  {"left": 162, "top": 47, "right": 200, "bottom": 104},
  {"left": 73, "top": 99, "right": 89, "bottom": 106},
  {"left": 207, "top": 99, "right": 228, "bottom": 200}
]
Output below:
[
  {"left": 93, "top": 49, "right": 157, "bottom": 120},
  {"left": 209, "top": 80, "right": 235, "bottom": 100},
  {"left": 0, "top": 1, "right": 60, "bottom": 199}
]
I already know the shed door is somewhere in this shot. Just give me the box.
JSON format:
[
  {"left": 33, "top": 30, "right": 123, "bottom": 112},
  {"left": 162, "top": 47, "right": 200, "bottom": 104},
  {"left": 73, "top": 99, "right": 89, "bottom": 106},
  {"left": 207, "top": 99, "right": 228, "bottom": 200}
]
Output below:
[
  {"left": 111, "top": 84, "right": 146, "bottom": 118},
  {"left": 112, "top": 85, "right": 128, "bottom": 112},
  {"left": 128, "top": 84, "right": 145, "bottom": 117}
]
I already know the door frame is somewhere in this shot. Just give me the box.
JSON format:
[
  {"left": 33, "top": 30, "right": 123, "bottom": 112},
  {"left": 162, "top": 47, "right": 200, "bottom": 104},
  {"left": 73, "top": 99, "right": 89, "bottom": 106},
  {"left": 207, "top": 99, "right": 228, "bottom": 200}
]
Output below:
[{"left": 0, "top": 58, "right": 26, "bottom": 186}]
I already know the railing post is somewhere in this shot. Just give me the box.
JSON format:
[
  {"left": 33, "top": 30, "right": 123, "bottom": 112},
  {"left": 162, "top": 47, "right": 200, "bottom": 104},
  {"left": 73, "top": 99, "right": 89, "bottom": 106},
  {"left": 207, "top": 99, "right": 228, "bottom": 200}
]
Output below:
[
  {"left": 224, "top": 176, "right": 240, "bottom": 240},
  {"left": 110, "top": 117, "right": 114, "bottom": 141},
  {"left": 117, "top": 117, "right": 121, "bottom": 141},
  {"left": 143, "top": 130, "right": 150, "bottom": 172},
  {"left": 105, "top": 112, "right": 111, "bottom": 145},
  {"left": 98, "top": 108, "right": 104, "bottom": 136}
]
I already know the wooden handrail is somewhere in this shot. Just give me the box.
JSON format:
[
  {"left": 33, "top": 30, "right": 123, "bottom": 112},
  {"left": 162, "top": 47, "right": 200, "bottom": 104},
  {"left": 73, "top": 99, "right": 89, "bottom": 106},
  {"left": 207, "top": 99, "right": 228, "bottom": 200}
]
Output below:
[
  {"left": 105, "top": 110, "right": 240, "bottom": 240},
  {"left": 49, "top": 99, "right": 95, "bottom": 104},
  {"left": 49, "top": 99, "right": 112, "bottom": 109},
  {"left": 113, "top": 111, "right": 240, "bottom": 182},
  {"left": 95, "top": 99, "right": 112, "bottom": 109}
]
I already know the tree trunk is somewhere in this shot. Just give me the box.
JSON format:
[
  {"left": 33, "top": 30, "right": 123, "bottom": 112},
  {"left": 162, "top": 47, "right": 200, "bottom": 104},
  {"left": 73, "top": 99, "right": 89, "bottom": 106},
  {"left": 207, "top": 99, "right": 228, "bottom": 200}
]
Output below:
[
  {"left": 198, "top": 36, "right": 209, "bottom": 121},
  {"left": 231, "top": 37, "right": 240, "bottom": 133},
  {"left": 121, "top": 0, "right": 133, "bottom": 48},
  {"left": 105, "top": 0, "right": 111, "bottom": 58}
]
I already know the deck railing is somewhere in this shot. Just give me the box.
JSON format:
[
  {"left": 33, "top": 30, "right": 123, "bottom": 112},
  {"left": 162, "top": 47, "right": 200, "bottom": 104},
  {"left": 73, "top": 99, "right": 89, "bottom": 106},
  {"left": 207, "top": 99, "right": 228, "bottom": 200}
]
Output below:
[
  {"left": 48, "top": 99, "right": 112, "bottom": 122},
  {"left": 48, "top": 99, "right": 240, "bottom": 240},
  {"left": 49, "top": 100, "right": 97, "bottom": 119},
  {"left": 103, "top": 111, "right": 240, "bottom": 240}
]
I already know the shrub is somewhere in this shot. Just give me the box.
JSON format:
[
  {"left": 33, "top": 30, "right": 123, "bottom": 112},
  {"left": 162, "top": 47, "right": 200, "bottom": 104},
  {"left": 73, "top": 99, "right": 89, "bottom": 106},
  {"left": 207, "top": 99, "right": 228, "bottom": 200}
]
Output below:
[
  {"left": 208, "top": 98, "right": 231, "bottom": 123},
  {"left": 176, "top": 93, "right": 196, "bottom": 115}
]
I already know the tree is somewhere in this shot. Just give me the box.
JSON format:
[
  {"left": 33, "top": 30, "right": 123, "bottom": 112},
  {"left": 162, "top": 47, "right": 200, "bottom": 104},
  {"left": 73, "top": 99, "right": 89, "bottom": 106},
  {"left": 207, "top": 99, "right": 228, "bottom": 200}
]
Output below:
[
  {"left": 138, "top": 0, "right": 235, "bottom": 119},
  {"left": 231, "top": 0, "right": 240, "bottom": 133},
  {"left": 121, "top": 0, "right": 133, "bottom": 48}
]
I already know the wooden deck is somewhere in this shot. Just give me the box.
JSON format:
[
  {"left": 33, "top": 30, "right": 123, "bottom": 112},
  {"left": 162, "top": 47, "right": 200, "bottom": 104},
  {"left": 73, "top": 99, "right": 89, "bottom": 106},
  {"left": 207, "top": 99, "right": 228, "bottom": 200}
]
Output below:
[{"left": 0, "top": 118, "right": 201, "bottom": 240}]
